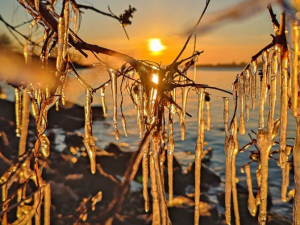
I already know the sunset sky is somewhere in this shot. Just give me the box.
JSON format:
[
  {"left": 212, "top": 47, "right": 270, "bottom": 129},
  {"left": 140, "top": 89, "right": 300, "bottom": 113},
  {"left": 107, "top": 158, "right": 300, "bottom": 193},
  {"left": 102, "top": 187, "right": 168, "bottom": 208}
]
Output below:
[{"left": 0, "top": 0, "right": 281, "bottom": 65}]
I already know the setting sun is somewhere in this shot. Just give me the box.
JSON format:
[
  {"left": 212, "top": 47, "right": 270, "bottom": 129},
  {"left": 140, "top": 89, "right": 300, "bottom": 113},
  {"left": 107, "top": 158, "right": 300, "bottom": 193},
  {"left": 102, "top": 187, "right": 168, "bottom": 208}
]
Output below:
[{"left": 149, "top": 39, "right": 164, "bottom": 53}]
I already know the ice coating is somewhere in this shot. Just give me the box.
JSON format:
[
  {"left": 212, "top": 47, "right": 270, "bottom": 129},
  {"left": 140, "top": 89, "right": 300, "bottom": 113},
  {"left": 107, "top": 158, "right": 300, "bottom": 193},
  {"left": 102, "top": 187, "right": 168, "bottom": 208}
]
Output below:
[{"left": 194, "top": 88, "right": 205, "bottom": 225}]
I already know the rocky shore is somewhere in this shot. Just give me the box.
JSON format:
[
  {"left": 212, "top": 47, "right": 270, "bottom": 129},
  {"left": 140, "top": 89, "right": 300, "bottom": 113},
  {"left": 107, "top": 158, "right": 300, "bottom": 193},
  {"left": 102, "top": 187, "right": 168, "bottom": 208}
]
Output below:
[{"left": 0, "top": 98, "right": 292, "bottom": 224}]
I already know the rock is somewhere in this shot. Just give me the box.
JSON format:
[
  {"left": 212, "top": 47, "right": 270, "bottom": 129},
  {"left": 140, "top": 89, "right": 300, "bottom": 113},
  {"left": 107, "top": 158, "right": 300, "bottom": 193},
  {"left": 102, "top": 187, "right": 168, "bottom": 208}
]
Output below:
[
  {"left": 0, "top": 155, "right": 12, "bottom": 176},
  {"left": 97, "top": 143, "right": 132, "bottom": 178},
  {"left": 47, "top": 101, "right": 104, "bottom": 131},
  {"left": 217, "top": 183, "right": 273, "bottom": 225},
  {"left": 267, "top": 211, "right": 292, "bottom": 225},
  {"left": 186, "top": 162, "right": 221, "bottom": 187},
  {"left": 163, "top": 167, "right": 191, "bottom": 196},
  {"left": 168, "top": 200, "right": 220, "bottom": 225},
  {"left": 0, "top": 99, "right": 15, "bottom": 122},
  {"left": 65, "top": 132, "right": 83, "bottom": 148}
]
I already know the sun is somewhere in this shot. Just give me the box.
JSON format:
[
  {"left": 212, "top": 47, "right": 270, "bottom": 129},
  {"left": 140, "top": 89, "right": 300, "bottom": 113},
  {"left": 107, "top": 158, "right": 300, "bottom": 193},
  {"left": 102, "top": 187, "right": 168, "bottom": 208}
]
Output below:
[{"left": 149, "top": 39, "right": 164, "bottom": 53}]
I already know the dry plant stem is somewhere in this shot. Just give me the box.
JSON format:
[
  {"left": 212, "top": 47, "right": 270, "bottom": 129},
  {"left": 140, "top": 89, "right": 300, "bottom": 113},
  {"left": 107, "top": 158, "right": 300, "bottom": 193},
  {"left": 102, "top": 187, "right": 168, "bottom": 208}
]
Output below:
[
  {"left": 44, "top": 183, "right": 51, "bottom": 225},
  {"left": 142, "top": 144, "right": 150, "bottom": 212},
  {"left": 292, "top": 21, "right": 299, "bottom": 117},
  {"left": 238, "top": 74, "right": 245, "bottom": 135},
  {"left": 150, "top": 153, "right": 161, "bottom": 225},
  {"left": 152, "top": 131, "right": 167, "bottom": 224},
  {"left": 168, "top": 90, "right": 176, "bottom": 202},
  {"left": 223, "top": 97, "right": 232, "bottom": 224},
  {"left": 257, "top": 130, "right": 273, "bottom": 225},
  {"left": 2, "top": 183, "right": 8, "bottom": 224},
  {"left": 245, "top": 164, "right": 257, "bottom": 216},
  {"left": 293, "top": 117, "right": 300, "bottom": 224},
  {"left": 224, "top": 143, "right": 232, "bottom": 224},
  {"left": 15, "top": 88, "right": 22, "bottom": 137},
  {"left": 83, "top": 88, "right": 96, "bottom": 174},
  {"left": 232, "top": 116, "right": 240, "bottom": 225},
  {"left": 154, "top": 148, "right": 169, "bottom": 225},
  {"left": 194, "top": 88, "right": 205, "bottom": 225},
  {"left": 109, "top": 70, "right": 120, "bottom": 140},
  {"left": 279, "top": 50, "right": 288, "bottom": 168}
]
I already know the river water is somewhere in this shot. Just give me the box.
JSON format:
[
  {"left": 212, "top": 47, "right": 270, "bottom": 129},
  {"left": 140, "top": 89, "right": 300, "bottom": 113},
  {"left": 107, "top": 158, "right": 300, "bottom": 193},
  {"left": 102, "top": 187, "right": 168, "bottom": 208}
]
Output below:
[{"left": 1, "top": 66, "right": 294, "bottom": 218}]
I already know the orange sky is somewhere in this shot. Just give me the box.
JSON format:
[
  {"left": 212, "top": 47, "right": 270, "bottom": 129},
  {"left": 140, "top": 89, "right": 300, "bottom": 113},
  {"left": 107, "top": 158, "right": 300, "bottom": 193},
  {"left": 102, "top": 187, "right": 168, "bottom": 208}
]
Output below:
[{"left": 0, "top": 0, "right": 280, "bottom": 65}]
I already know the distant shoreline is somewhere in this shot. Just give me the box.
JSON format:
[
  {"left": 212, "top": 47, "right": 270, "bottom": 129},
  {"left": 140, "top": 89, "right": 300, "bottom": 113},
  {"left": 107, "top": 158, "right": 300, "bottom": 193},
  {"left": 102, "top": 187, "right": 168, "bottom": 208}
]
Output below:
[{"left": 196, "top": 62, "right": 263, "bottom": 69}]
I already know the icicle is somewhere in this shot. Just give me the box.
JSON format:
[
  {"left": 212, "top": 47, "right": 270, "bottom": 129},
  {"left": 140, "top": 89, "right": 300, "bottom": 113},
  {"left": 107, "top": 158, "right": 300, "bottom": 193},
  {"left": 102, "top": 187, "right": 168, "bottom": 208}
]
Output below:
[
  {"left": 23, "top": 43, "right": 29, "bottom": 64},
  {"left": 194, "top": 88, "right": 205, "bottom": 225},
  {"left": 152, "top": 130, "right": 169, "bottom": 225},
  {"left": 250, "top": 60, "right": 257, "bottom": 110},
  {"left": 292, "top": 21, "right": 299, "bottom": 117},
  {"left": 74, "top": 8, "right": 79, "bottom": 33},
  {"left": 143, "top": 143, "right": 150, "bottom": 212},
  {"left": 83, "top": 88, "right": 96, "bottom": 174},
  {"left": 223, "top": 97, "right": 229, "bottom": 140},
  {"left": 138, "top": 84, "right": 145, "bottom": 134},
  {"left": 256, "top": 163, "right": 262, "bottom": 206},
  {"left": 40, "top": 134, "right": 50, "bottom": 158},
  {"left": 61, "top": 84, "right": 66, "bottom": 105},
  {"left": 279, "top": 51, "right": 288, "bottom": 168},
  {"left": 258, "top": 72, "right": 265, "bottom": 130},
  {"left": 293, "top": 117, "right": 300, "bottom": 223},
  {"left": 2, "top": 184, "right": 7, "bottom": 224},
  {"left": 180, "top": 76, "right": 189, "bottom": 140},
  {"left": 121, "top": 116, "right": 128, "bottom": 137},
  {"left": 34, "top": 190, "right": 41, "bottom": 225},
  {"left": 34, "top": 0, "right": 39, "bottom": 11},
  {"left": 244, "top": 164, "right": 257, "bottom": 216},
  {"left": 149, "top": 73, "right": 159, "bottom": 124},
  {"left": 55, "top": 100, "right": 59, "bottom": 111},
  {"left": 267, "top": 51, "right": 278, "bottom": 139},
  {"left": 91, "top": 191, "right": 102, "bottom": 211},
  {"left": 167, "top": 124, "right": 174, "bottom": 201},
  {"left": 223, "top": 96, "right": 232, "bottom": 224},
  {"left": 257, "top": 130, "right": 273, "bottom": 225},
  {"left": 205, "top": 93, "right": 211, "bottom": 131},
  {"left": 238, "top": 74, "right": 245, "bottom": 135},
  {"left": 134, "top": 85, "right": 143, "bottom": 138},
  {"left": 15, "top": 88, "right": 22, "bottom": 137},
  {"left": 155, "top": 150, "right": 169, "bottom": 225},
  {"left": 224, "top": 136, "right": 233, "bottom": 224},
  {"left": 100, "top": 87, "right": 107, "bottom": 118},
  {"left": 45, "top": 86, "right": 50, "bottom": 99},
  {"left": 56, "top": 17, "right": 65, "bottom": 71},
  {"left": 150, "top": 153, "right": 161, "bottom": 225},
  {"left": 244, "top": 69, "right": 250, "bottom": 121},
  {"left": 44, "top": 184, "right": 51, "bottom": 225},
  {"left": 63, "top": 0, "right": 69, "bottom": 59},
  {"left": 109, "top": 70, "right": 120, "bottom": 140},
  {"left": 168, "top": 90, "right": 176, "bottom": 202},
  {"left": 193, "top": 55, "right": 198, "bottom": 82},
  {"left": 232, "top": 115, "right": 240, "bottom": 225},
  {"left": 19, "top": 88, "right": 30, "bottom": 156},
  {"left": 281, "top": 162, "right": 291, "bottom": 202}
]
